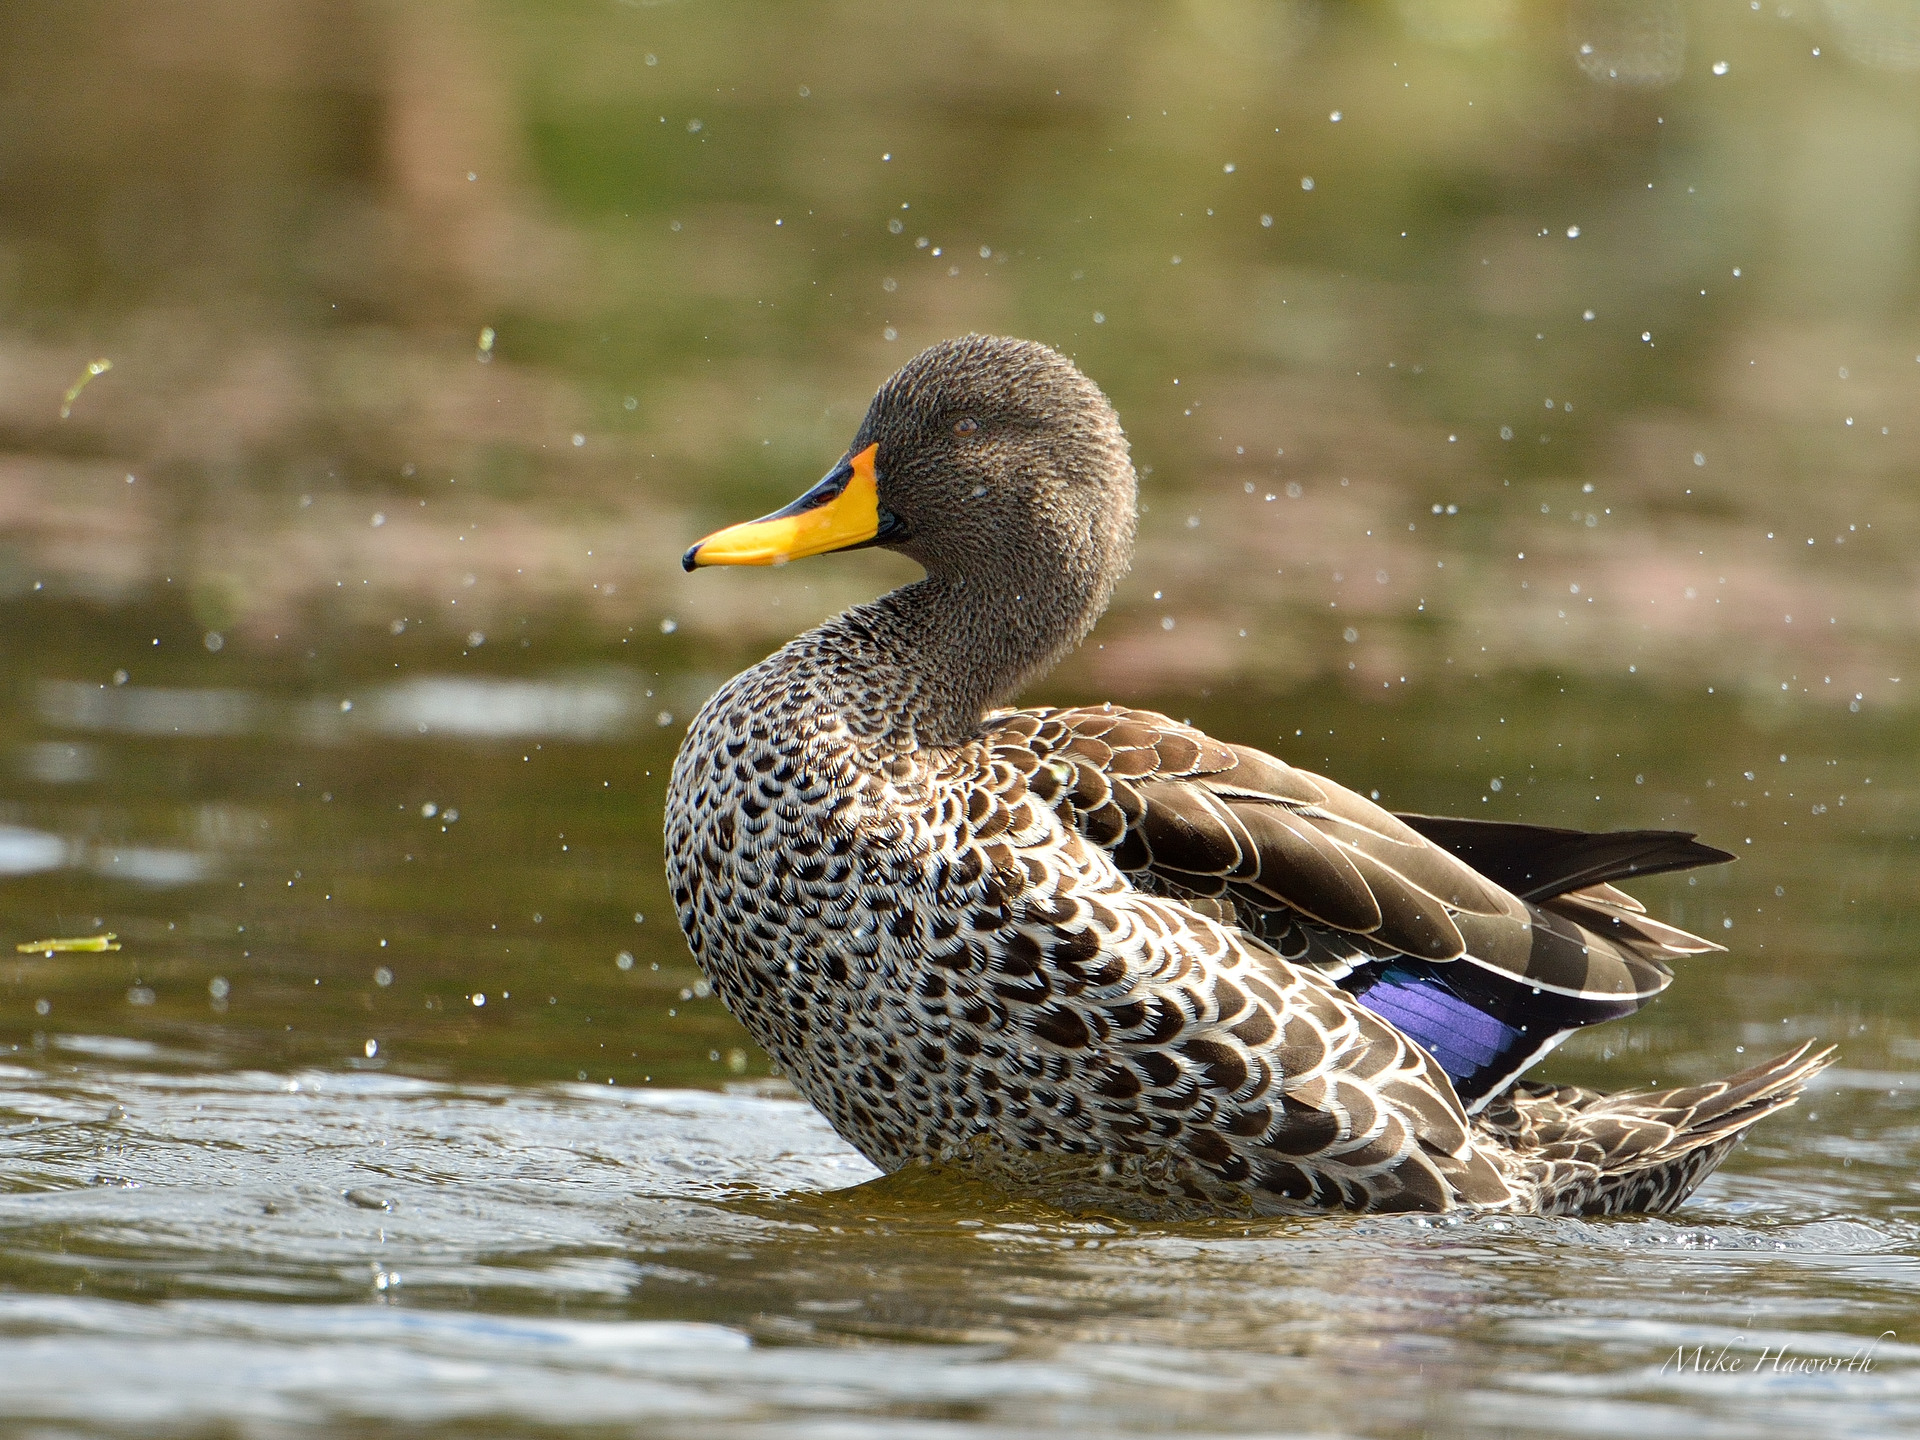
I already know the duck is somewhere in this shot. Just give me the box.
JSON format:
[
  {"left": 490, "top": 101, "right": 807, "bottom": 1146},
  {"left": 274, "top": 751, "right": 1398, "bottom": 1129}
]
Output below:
[{"left": 665, "top": 334, "right": 1830, "bottom": 1217}]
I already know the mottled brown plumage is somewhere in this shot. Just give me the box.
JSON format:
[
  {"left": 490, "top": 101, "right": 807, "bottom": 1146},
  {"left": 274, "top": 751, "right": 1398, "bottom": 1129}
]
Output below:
[{"left": 665, "top": 334, "right": 1829, "bottom": 1217}]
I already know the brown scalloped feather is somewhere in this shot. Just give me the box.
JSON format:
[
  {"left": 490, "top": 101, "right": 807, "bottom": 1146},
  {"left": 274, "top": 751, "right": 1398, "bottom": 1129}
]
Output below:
[
  {"left": 1218, "top": 744, "right": 1329, "bottom": 806},
  {"left": 1301, "top": 786, "right": 1512, "bottom": 917},
  {"left": 1150, "top": 730, "right": 1204, "bottom": 774},
  {"left": 1131, "top": 780, "right": 1245, "bottom": 876},
  {"left": 1226, "top": 802, "right": 1384, "bottom": 931},
  {"left": 1336, "top": 844, "right": 1469, "bottom": 960}
]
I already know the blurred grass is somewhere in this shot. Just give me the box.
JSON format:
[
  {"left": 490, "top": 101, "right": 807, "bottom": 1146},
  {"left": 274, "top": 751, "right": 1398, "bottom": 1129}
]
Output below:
[{"left": 0, "top": 0, "right": 1914, "bottom": 700}]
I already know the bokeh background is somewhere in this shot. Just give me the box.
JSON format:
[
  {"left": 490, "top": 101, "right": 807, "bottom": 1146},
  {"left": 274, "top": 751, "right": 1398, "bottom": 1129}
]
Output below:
[{"left": 2, "top": 0, "right": 1916, "bottom": 1086}]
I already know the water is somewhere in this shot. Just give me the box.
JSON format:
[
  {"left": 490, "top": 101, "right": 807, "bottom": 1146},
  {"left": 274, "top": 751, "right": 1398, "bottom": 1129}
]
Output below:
[
  {"left": 4, "top": 1, "right": 1920, "bottom": 1434},
  {"left": 1, "top": 1061, "right": 1917, "bottom": 1436}
]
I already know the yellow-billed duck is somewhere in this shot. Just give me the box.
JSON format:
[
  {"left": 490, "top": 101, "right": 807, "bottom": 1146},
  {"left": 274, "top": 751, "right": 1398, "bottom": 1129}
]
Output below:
[{"left": 665, "top": 334, "right": 1829, "bottom": 1217}]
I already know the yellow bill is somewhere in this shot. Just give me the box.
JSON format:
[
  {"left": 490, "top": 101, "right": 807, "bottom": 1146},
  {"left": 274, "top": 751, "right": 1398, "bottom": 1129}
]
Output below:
[{"left": 683, "top": 443, "right": 887, "bottom": 570}]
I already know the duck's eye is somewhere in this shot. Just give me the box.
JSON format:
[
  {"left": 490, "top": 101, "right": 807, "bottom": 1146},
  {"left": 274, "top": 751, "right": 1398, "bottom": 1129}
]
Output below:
[{"left": 952, "top": 416, "right": 979, "bottom": 436}]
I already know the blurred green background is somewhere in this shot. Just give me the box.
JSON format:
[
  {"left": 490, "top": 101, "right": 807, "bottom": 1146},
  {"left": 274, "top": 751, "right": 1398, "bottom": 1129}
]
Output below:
[{"left": 0, "top": 0, "right": 1914, "bottom": 1087}]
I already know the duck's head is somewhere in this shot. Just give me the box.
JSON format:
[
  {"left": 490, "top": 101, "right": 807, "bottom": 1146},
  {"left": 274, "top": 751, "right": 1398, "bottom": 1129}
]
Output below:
[{"left": 683, "top": 336, "right": 1136, "bottom": 636}]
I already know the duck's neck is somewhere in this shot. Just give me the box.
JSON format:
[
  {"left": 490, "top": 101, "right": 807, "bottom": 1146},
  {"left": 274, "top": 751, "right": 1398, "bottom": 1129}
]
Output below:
[{"left": 805, "top": 569, "right": 1104, "bottom": 751}]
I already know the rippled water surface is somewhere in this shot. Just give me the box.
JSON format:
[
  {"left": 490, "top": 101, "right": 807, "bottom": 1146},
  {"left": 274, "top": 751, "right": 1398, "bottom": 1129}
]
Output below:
[
  {"left": 5, "top": 1, "right": 1920, "bottom": 1434},
  {"left": 2, "top": 1060, "right": 1918, "bottom": 1438}
]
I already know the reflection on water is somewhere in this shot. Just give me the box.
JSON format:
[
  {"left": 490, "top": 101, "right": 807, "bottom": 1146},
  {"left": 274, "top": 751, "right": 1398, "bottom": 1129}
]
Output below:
[
  {"left": 0, "top": 821, "right": 212, "bottom": 887},
  {"left": 2, "top": 0, "right": 1918, "bottom": 1434},
  {"left": 39, "top": 683, "right": 259, "bottom": 738},
  {"left": 86, "top": 845, "right": 214, "bottom": 888},
  {"left": 350, "top": 673, "right": 647, "bottom": 742},
  {"left": 38, "top": 674, "right": 650, "bottom": 745},
  {"left": 0, "top": 825, "right": 65, "bottom": 877},
  {"left": 17, "top": 743, "right": 97, "bottom": 785}
]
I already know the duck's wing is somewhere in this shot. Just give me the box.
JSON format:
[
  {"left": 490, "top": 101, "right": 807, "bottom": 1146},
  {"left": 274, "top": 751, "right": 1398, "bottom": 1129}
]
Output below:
[{"left": 985, "top": 704, "right": 1729, "bottom": 1111}]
